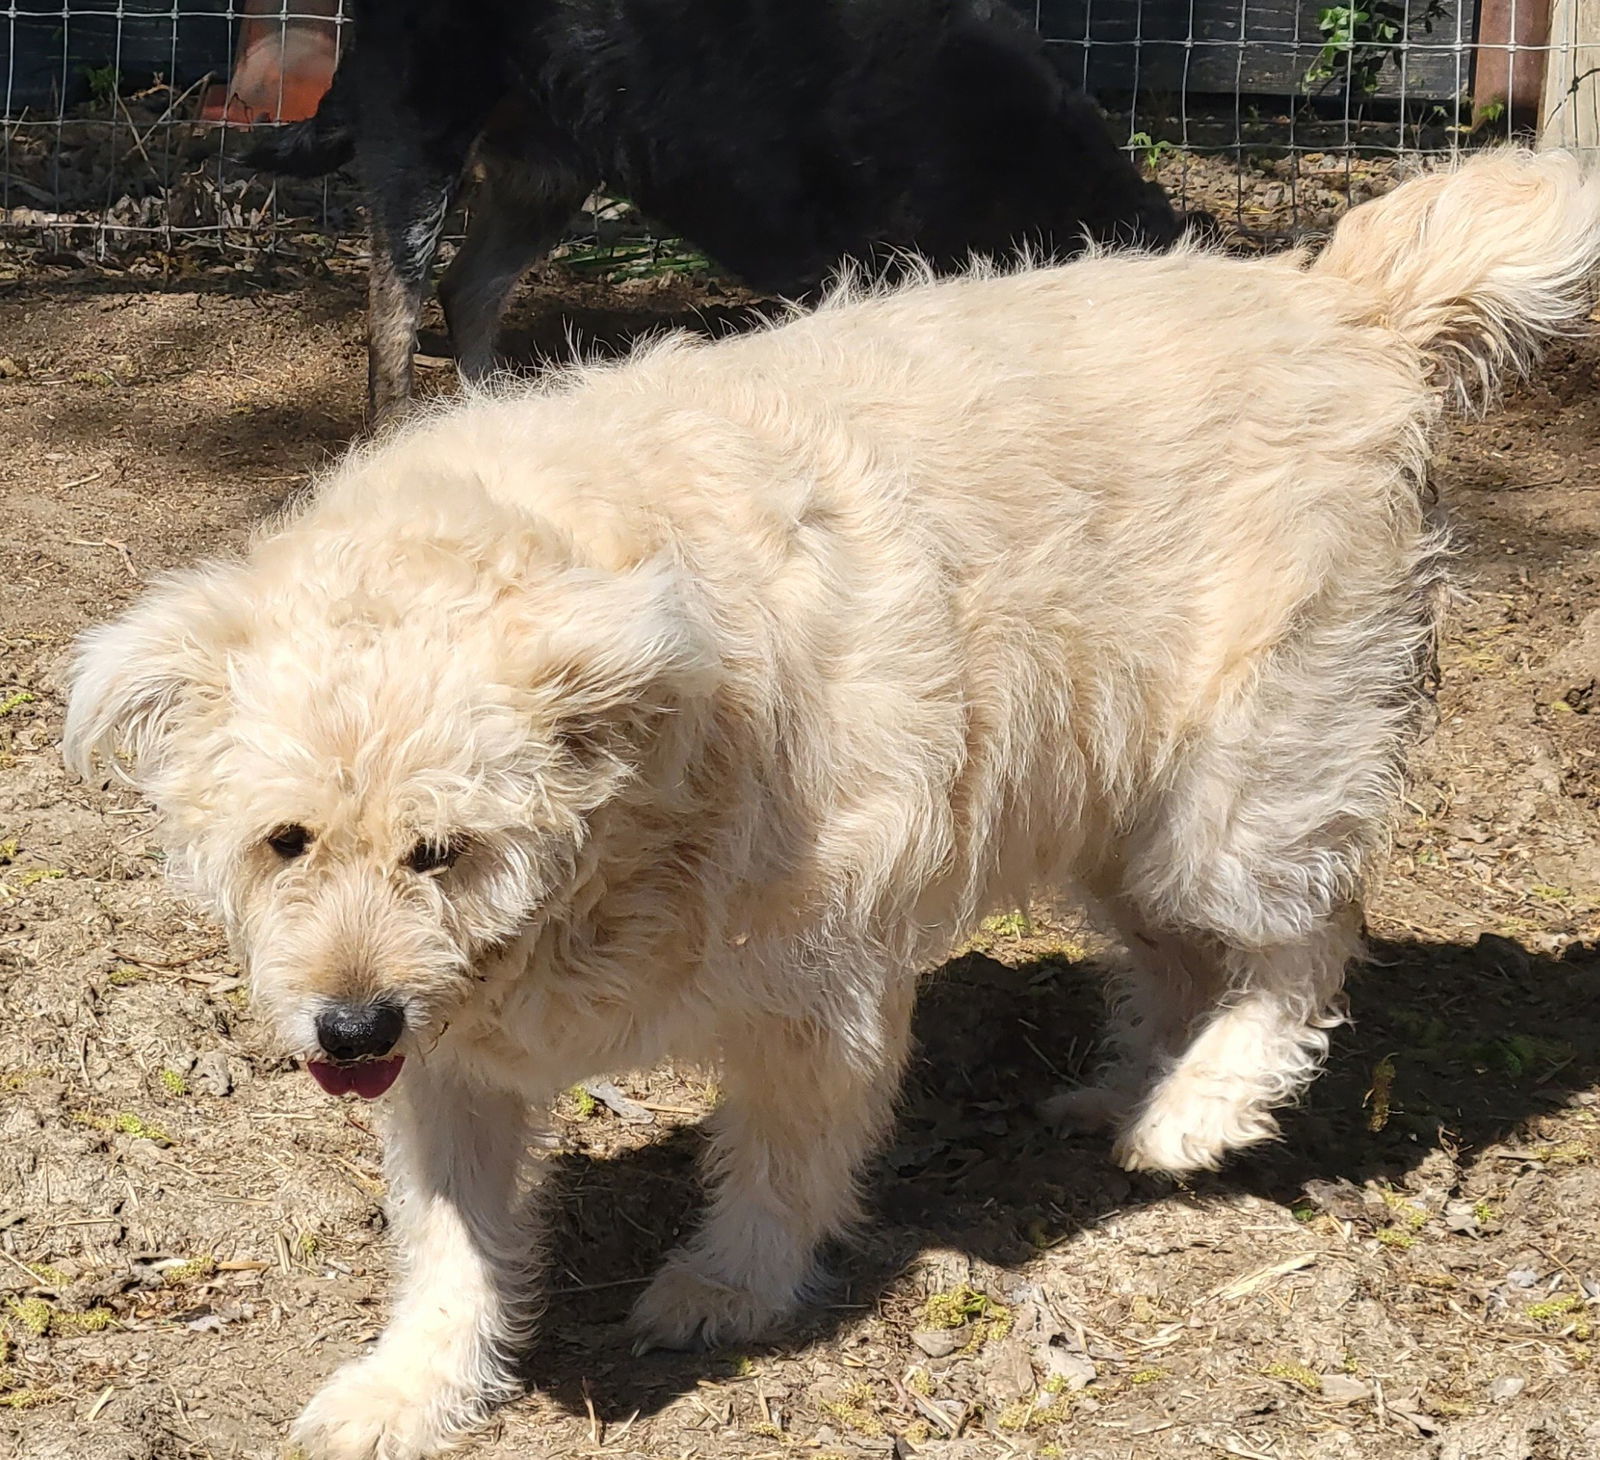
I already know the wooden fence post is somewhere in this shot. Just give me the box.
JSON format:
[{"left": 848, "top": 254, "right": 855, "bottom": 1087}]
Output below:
[
  {"left": 1540, "top": 0, "right": 1600, "bottom": 148},
  {"left": 1475, "top": 0, "right": 1552, "bottom": 124}
]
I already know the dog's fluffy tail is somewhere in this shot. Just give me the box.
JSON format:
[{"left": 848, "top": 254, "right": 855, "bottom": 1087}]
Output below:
[{"left": 1313, "top": 147, "right": 1600, "bottom": 403}]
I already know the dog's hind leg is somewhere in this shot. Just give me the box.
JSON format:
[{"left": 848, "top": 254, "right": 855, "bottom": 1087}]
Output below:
[
  {"left": 439, "top": 152, "right": 595, "bottom": 385},
  {"left": 1112, "top": 908, "right": 1361, "bottom": 1174},
  {"left": 355, "top": 80, "right": 486, "bottom": 429},
  {"left": 365, "top": 160, "right": 462, "bottom": 432},
  {"left": 629, "top": 979, "right": 915, "bottom": 1351},
  {"left": 293, "top": 1060, "right": 536, "bottom": 1459},
  {"left": 1090, "top": 567, "right": 1431, "bottom": 1175},
  {"left": 1041, "top": 912, "right": 1227, "bottom": 1135}
]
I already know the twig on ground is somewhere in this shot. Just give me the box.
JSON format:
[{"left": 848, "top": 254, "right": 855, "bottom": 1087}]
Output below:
[
  {"left": 109, "top": 945, "right": 227, "bottom": 970},
  {"left": 1205, "top": 1253, "right": 1318, "bottom": 1304}
]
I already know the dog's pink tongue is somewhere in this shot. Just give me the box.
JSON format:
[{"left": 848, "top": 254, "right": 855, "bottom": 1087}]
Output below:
[{"left": 307, "top": 1056, "right": 404, "bottom": 1099}]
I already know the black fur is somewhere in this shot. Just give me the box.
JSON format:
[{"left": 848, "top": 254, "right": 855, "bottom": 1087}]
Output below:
[
  {"left": 240, "top": 61, "right": 355, "bottom": 177},
  {"left": 245, "top": 0, "right": 1191, "bottom": 422}
]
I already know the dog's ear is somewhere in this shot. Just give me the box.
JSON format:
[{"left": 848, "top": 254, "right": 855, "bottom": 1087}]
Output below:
[
  {"left": 63, "top": 564, "right": 238, "bottom": 788},
  {"left": 526, "top": 557, "right": 720, "bottom": 768}
]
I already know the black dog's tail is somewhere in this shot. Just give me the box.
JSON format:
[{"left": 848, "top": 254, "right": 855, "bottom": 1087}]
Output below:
[{"left": 239, "top": 61, "right": 357, "bottom": 177}]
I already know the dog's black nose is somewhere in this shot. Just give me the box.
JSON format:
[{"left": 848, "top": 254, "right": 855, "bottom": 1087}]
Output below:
[{"left": 315, "top": 1001, "right": 405, "bottom": 1062}]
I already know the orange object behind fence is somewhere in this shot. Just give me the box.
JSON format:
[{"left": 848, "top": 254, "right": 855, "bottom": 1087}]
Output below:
[{"left": 200, "top": 0, "right": 343, "bottom": 125}]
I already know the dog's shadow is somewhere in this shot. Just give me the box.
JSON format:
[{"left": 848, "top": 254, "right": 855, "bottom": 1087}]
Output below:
[{"left": 519, "top": 931, "right": 1600, "bottom": 1422}]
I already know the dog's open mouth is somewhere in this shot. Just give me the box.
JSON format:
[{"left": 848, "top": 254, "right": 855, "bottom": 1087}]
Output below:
[{"left": 306, "top": 1056, "right": 405, "bottom": 1099}]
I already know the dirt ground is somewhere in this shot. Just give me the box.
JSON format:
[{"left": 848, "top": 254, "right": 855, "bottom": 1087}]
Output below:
[{"left": 1, "top": 253, "right": 1599, "bottom": 1460}]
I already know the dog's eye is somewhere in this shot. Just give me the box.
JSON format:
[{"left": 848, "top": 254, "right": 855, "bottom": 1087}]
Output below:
[
  {"left": 404, "top": 838, "right": 464, "bottom": 875},
  {"left": 266, "top": 824, "right": 312, "bottom": 860}
]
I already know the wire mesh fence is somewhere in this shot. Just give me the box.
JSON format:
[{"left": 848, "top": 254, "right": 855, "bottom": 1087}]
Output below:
[
  {"left": 1040, "top": 0, "right": 1589, "bottom": 239},
  {"left": 1, "top": 0, "right": 1597, "bottom": 270}
]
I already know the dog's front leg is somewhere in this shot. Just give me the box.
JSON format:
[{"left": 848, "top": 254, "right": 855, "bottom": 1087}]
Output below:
[
  {"left": 630, "top": 994, "right": 912, "bottom": 1351},
  {"left": 293, "top": 1062, "right": 537, "bottom": 1460}
]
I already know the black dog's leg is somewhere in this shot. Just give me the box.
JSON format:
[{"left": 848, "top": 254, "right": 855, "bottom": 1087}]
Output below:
[
  {"left": 363, "top": 148, "right": 466, "bottom": 430},
  {"left": 330, "top": 0, "right": 505, "bottom": 427},
  {"left": 439, "top": 153, "right": 596, "bottom": 384},
  {"left": 352, "top": 41, "right": 492, "bottom": 429}
]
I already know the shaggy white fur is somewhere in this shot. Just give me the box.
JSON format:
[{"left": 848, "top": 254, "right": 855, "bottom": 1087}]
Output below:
[{"left": 65, "top": 148, "right": 1600, "bottom": 1460}]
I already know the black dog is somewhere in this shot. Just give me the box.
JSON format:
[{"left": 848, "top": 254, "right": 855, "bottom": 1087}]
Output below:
[{"left": 248, "top": 0, "right": 1191, "bottom": 426}]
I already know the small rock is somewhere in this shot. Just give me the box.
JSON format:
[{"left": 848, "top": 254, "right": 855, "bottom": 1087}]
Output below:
[
  {"left": 580, "top": 1079, "right": 653, "bottom": 1125},
  {"left": 887, "top": 1139, "right": 950, "bottom": 1172},
  {"left": 912, "top": 1329, "right": 963, "bottom": 1359},
  {"left": 1404, "top": 1150, "right": 1459, "bottom": 1195},
  {"left": 985, "top": 1333, "right": 1035, "bottom": 1402},
  {"left": 80, "top": 1269, "right": 134, "bottom": 1302},
  {"left": 26, "top": 1077, "right": 67, "bottom": 1106},
  {"left": 1320, "top": 1374, "right": 1372, "bottom": 1404},
  {"left": 190, "top": 1051, "right": 232, "bottom": 1097},
  {"left": 1041, "top": 1347, "right": 1097, "bottom": 1391},
  {"left": 129, "top": 1256, "right": 183, "bottom": 1289},
  {"left": 1474, "top": 932, "right": 1531, "bottom": 977},
  {"left": 1390, "top": 1403, "right": 1439, "bottom": 1437},
  {"left": 1488, "top": 1375, "right": 1526, "bottom": 1404},
  {"left": 1303, "top": 1177, "right": 1383, "bottom": 1226}
]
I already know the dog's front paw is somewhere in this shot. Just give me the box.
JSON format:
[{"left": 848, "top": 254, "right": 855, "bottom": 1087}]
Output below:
[
  {"left": 292, "top": 1357, "right": 485, "bottom": 1460},
  {"left": 629, "top": 1253, "right": 802, "bottom": 1353}
]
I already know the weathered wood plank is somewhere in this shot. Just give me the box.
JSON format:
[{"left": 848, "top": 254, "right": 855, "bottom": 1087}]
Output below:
[
  {"left": 1539, "top": 0, "right": 1600, "bottom": 146},
  {"left": 1473, "top": 0, "right": 1550, "bottom": 119},
  {"left": 1033, "top": 0, "right": 1474, "bottom": 101},
  {"left": 2, "top": 0, "right": 235, "bottom": 115}
]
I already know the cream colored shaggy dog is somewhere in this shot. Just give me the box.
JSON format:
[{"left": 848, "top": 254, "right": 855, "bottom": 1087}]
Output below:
[{"left": 66, "top": 149, "right": 1600, "bottom": 1460}]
